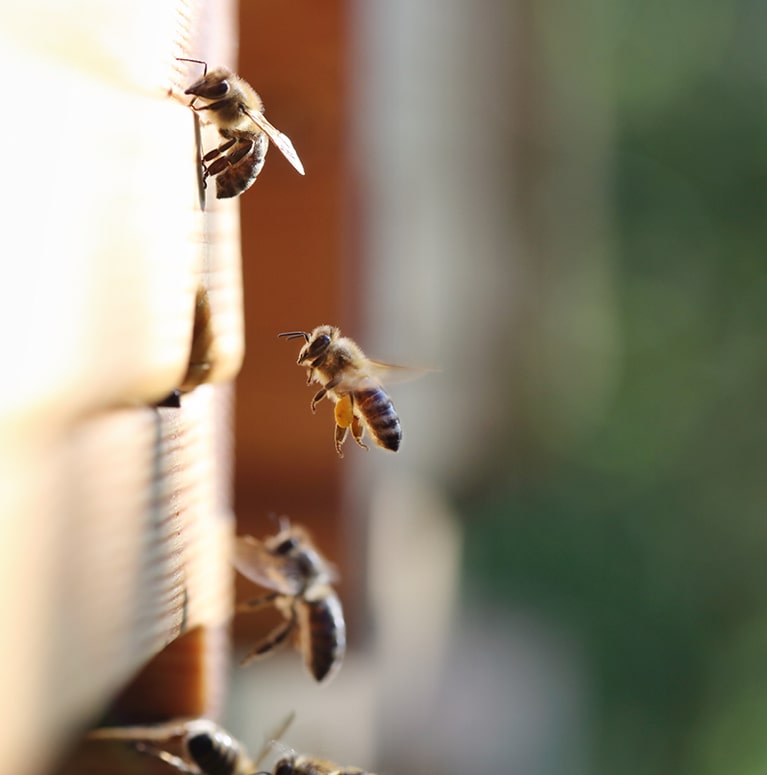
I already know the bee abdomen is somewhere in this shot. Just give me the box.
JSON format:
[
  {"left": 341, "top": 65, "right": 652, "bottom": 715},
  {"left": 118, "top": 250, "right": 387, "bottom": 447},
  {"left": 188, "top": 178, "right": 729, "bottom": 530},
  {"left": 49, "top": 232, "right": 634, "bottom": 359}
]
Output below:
[
  {"left": 277, "top": 757, "right": 372, "bottom": 775},
  {"left": 300, "top": 591, "right": 346, "bottom": 682},
  {"left": 354, "top": 387, "right": 402, "bottom": 452},
  {"left": 213, "top": 132, "right": 267, "bottom": 199},
  {"left": 187, "top": 729, "right": 240, "bottom": 775}
]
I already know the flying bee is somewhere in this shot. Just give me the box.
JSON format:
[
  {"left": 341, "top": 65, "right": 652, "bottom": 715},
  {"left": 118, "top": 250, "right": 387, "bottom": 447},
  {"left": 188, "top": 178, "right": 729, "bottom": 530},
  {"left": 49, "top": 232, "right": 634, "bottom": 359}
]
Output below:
[
  {"left": 233, "top": 521, "right": 346, "bottom": 683},
  {"left": 86, "top": 718, "right": 258, "bottom": 774},
  {"left": 279, "top": 326, "right": 403, "bottom": 457},
  {"left": 178, "top": 58, "right": 304, "bottom": 198}
]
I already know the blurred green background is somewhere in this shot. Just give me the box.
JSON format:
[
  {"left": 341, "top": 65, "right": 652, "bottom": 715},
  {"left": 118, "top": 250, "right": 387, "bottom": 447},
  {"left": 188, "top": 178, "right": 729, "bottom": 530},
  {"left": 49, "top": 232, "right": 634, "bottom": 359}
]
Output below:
[{"left": 459, "top": 1, "right": 767, "bottom": 773}]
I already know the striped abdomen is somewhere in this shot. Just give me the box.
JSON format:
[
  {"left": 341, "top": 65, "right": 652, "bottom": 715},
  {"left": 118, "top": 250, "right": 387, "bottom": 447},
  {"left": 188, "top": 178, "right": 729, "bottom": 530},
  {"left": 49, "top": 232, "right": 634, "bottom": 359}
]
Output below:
[
  {"left": 298, "top": 589, "right": 346, "bottom": 682},
  {"left": 187, "top": 727, "right": 241, "bottom": 775},
  {"left": 207, "top": 130, "right": 267, "bottom": 199},
  {"left": 275, "top": 755, "right": 373, "bottom": 775},
  {"left": 353, "top": 386, "right": 402, "bottom": 451}
]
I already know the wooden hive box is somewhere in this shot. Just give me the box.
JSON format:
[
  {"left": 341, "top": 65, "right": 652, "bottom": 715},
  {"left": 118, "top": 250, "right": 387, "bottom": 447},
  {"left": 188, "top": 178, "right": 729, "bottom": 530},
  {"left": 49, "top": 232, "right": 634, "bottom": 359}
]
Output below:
[{"left": 0, "top": 1, "right": 242, "bottom": 772}]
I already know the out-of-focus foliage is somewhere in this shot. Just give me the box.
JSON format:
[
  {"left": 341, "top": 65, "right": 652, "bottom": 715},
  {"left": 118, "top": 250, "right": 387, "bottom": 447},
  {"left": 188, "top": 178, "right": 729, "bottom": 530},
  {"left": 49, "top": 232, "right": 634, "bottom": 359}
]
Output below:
[{"left": 460, "top": 1, "right": 767, "bottom": 773}]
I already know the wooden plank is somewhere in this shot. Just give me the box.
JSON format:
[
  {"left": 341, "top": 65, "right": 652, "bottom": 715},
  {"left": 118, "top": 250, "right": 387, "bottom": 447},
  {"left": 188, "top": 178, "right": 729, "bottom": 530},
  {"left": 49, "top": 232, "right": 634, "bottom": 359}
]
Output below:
[{"left": 0, "top": 0, "right": 241, "bottom": 772}]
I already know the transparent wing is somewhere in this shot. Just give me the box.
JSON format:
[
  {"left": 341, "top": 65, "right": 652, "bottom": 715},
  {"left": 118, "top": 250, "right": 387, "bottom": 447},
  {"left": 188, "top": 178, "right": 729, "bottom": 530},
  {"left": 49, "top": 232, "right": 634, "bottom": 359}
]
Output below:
[
  {"left": 333, "top": 361, "right": 434, "bottom": 393},
  {"left": 86, "top": 719, "right": 216, "bottom": 743},
  {"left": 233, "top": 535, "right": 304, "bottom": 595},
  {"left": 368, "top": 359, "right": 436, "bottom": 383},
  {"left": 244, "top": 108, "right": 305, "bottom": 175},
  {"left": 252, "top": 712, "right": 296, "bottom": 768}
]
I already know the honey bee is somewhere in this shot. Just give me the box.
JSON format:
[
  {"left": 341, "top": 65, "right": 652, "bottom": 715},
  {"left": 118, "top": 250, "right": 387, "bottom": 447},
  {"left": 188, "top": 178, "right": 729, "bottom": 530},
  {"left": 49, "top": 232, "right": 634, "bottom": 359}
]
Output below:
[
  {"left": 279, "top": 326, "right": 403, "bottom": 457},
  {"left": 88, "top": 717, "right": 377, "bottom": 775},
  {"left": 272, "top": 752, "right": 376, "bottom": 775},
  {"left": 179, "top": 58, "right": 304, "bottom": 198},
  {"left": 233, "top": 521, "right": 346, "bottom": 683},
  {"left": 87, "top": 718, "right": 257, "bottom": 774}
]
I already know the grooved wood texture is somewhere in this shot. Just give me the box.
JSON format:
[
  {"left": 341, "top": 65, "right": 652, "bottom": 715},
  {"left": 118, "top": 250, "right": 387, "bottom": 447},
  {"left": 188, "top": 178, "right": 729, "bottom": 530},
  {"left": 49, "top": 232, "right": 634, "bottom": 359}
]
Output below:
[{"left": 0, "top": 1, "right": 241, "bottom": 773}]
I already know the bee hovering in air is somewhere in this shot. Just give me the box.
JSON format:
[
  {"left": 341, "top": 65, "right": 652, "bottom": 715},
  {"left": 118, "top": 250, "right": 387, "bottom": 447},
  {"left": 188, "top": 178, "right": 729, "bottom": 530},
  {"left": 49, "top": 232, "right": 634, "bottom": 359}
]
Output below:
[
  {"left": 87, "top": 718, "right": 259, "bottom": 774},
  {"left": 178, "top": 58, "right": 304, "bottom": 198},
  {"left": 279, "top": 325, "right": 403, "bottom": 457},
  {"left": 233, "top": 520, "right": 346, "bottom": 683}
]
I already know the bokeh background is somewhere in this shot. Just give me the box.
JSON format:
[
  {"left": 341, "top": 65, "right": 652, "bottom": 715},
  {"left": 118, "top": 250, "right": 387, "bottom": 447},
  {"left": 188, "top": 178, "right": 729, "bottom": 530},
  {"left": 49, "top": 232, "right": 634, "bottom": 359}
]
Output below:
[{"left": 229, "top": 2, "right": 767, "bottom": 774}]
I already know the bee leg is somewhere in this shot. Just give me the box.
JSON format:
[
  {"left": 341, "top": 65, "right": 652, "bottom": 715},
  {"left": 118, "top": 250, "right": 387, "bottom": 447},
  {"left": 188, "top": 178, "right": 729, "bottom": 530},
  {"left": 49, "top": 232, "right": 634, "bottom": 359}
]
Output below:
[
  {"left": 334, "top": 395, "right": 354, "bottom": 427},
  {"left": 334, "top": 394, "right": 357, "bottom": 457},
  {"left": 235, "top": 591, "right": 282, "bottom": 614},
  {"left": 334, "top": 424, "right": 348, "bottom": 457},
  {"left": 310, "top": 388, "right": 326, "bottom": 413},
  {"left": 351, "top": 414, "right": 368, "bottom": 450},
  {"left": 134, "top": 742, "right": 197, "bottom": 773},
  {"left": 202, "top": 136, "right": 236, "bottom": 163},
  {"left": 222, "top": 136, "right": 254, "bottom": 166},
  {"left": 311, "top": 376, "right": 342, "bottom": 412},
  {"left": 199, "top": 134, "right": 249, "bottom": 187},
  {"left": 204, "top": 137, "right": 254, "bottom": 176},
  {"left": 200, "top": 138, "right": 236, "bottom": 180},
  {"left": 311, "top": 384, "right": 344, "bottom": 412},
  {"left": 204, "top": 157, "right": 229, "bottom": 176},
  {"left": 240, "top": 614, "right": 297, "bottom": 666}
]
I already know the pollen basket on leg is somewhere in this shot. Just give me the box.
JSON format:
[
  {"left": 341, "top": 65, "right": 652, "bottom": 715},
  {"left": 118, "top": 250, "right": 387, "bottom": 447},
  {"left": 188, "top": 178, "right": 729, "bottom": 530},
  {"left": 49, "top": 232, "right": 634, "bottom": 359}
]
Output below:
[{"left": 334, "top": 394, "right": 355, "bottom": 429}]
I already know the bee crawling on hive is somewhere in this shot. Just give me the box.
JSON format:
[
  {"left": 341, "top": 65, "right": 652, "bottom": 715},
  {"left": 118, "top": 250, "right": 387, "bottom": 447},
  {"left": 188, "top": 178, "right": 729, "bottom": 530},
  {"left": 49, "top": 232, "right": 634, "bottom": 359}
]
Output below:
[
  {"left": 233, "top": 520, "right": 346, "bottom": 683},
  {"left": 87, "top": 718, "right": 259, "bottom": 775},
  {"left": 272, "top": 750, "right": 376, "bottom": 775},
  {"left": 87, "top": 715, "right": 377, "bottom": 774},
  {"left": 177, "top": 58, "right": 304, "bottom": 199},
  {"left": 279, "top": 325, "right": 408, "bottom": 457}
]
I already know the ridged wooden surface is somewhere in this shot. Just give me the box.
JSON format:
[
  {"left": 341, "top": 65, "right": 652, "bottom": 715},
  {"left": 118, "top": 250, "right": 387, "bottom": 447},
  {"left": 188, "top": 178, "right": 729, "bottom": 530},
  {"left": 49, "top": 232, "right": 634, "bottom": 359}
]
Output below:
[{"left": 0, "top": 0, "right": 241, "bottom": 773}]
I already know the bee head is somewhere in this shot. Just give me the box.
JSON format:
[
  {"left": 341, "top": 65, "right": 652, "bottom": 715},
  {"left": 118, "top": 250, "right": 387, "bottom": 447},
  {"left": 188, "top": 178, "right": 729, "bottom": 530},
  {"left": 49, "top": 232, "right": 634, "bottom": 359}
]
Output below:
[
  {"left": 186, "top": 731, "right": 217, "bottom": 763},
  {"left": 275, "top": 536, "right": 299, "bottom": 555},
  {"left": 280, "top": 326, "right": 338, "bottom": 367},
  {"left": 272, "top": 756, "right": 296, "bottom": 775},
  {"left": 184, "top": 67, "right": 234, "bottom": 101}
]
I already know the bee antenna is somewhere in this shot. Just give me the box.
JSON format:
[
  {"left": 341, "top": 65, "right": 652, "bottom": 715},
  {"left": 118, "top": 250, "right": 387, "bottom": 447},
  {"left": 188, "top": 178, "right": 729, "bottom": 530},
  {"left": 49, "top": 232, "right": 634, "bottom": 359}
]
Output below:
[
  {"left": 278, "top": 331, "right": 310, "bottom": 342},
  {"left": 176, "top": 57, "right": 208, "bottom": 77},
  {"left": 265, "top": 512, "right": 289, "bottom": 531}
]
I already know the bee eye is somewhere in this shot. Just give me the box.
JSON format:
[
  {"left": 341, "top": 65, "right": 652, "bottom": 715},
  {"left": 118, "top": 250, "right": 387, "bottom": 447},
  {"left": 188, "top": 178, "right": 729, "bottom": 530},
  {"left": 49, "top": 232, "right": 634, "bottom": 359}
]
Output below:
[
  {"left": 208, "top": 79, "right": 230, "bottom": 97},
  {"left": 308, "top": 334, "right": 331, "bottom": 356},
  {"left": 276, "top": 537, "right": 298, "bottom": 555},
  {"left": 186, "top": 733, "right": 214, "bottom": 761}
]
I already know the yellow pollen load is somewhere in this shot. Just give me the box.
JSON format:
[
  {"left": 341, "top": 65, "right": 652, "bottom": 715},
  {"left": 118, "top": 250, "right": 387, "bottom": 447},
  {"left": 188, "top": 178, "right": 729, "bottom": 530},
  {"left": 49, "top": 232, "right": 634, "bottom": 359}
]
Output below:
[{"left": 334, "top": 395, "right": 355, "bottom": 429}]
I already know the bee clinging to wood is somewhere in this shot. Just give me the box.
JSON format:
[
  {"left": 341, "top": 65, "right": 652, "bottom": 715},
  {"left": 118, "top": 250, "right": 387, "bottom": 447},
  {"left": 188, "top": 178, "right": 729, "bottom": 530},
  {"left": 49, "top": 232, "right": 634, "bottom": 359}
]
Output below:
[
  {"left": 178, "top": 58, "right": 304, "bottom": 199},
  {"left": 233, "top": 521, "right": 346, "bottom": 683},
  {"left": 272, "top": 752, "right": 376, "bottom": 775},
  {"left": 87, "top": 716, "right": 377, "bottom": 775},
  {"left": 87, "top": 718, "right": 258, "bottom": 774},
  {"left": 279, "top": 326, "right": 403, "bottom": 457}
]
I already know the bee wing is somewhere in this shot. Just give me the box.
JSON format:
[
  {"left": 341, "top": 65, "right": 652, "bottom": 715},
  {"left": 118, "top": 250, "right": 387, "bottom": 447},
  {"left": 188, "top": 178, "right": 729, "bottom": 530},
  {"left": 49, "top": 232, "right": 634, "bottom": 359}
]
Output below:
[
  {"left": 233, "top": 535, "right": 304, "bottom": 595},
  {"left": 252, "top": 712, "right": 297, "bottom": 768},
  {"left": 336, "top": 361, "right": 434, "bottom": 391},
  {"left": 244, "top": 108, "right": 305, "bottom": 175},
  {"left": 86, "top": 719, "right": 210, "bottom": 743}
]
